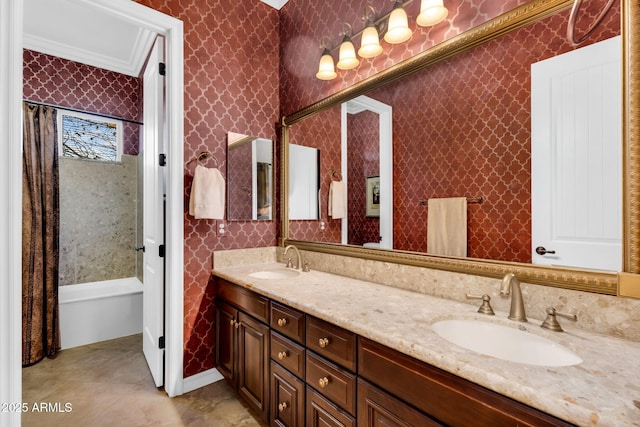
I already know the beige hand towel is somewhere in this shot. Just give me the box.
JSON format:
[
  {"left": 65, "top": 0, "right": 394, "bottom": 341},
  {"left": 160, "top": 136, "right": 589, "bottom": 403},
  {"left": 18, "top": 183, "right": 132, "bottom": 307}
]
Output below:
[
  {"left": 328, "top": 180, "right": 347, "bottom": 219},
  {"left": 189, "top": 164, "right": 225, "bottom": 219},
  {"left": 427, "top": 197, "right": 467, "bottom": 257}
]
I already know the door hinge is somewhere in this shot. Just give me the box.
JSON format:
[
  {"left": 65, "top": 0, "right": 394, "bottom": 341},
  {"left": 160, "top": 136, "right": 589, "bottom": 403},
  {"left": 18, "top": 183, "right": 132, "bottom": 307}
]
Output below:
[
  {"left": 159, "top": 62, "right": 166, "bottom": 76},
  {"left": 158, "top": 336, "right": 165, "bottom": 349},
  {"left": 159, "top": 244, "right": 165, "bottom": 258},
  {"left": 159, "top": 153, "right": 166, "bottom": 166}
]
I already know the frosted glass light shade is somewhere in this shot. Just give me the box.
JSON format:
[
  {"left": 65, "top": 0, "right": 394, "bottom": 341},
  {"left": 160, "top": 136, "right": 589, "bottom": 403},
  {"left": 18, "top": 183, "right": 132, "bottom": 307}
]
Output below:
[
  {"left": 384, "top": 3, "right": 412, "bottom": 44},
  {"left": 417, "top": 0, "right": 448, "bottom": 27},
  {"left": 316, "top": 49, "right": 337, "bottom": 80},
  {"left": 337, "top": 36, "right": 360, "bottom": 70},
  {"left": 358, "top": 25, "right": 383, "bottom": 58}
]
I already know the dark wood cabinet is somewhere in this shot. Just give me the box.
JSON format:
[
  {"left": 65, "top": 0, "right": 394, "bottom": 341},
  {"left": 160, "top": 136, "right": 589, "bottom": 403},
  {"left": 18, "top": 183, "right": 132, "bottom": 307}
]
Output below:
[
  {"left": 270, "top": 361, "right": 305, "bottom": 427},
  {"left": 357, "top": 378, "right": 442, "bottom": 427},
  {"left": 358, "top": 337, "right": 575, "bottom": 427},
  {"left": 237, "top": 311, "right": 269, "bottom": 420},
  {"left": 215, "top": 280, "right": 270, "bottom": 422},
  {"left": 215, "top": 276, "right": 575, "bottom": 427},
  {"left": 215, "top": 301, "right": 237, "bottom": 387},
  {"left": 306, "top": 386, "right": 355, "bottom": 427}
]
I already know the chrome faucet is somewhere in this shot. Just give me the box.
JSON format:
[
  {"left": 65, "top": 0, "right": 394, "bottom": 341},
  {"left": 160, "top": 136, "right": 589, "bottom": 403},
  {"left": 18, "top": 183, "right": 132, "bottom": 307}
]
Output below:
[
  {"left": 283, "top": 245, "right": 308, "bottom": 271},
  {"left": 500, "top": 273, "right": 527, "bottom": 322}
]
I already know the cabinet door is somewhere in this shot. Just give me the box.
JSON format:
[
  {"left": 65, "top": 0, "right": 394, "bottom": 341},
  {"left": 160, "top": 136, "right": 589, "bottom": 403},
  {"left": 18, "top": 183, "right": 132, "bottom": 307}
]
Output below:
[
  {"left": 271, "top": 361, "right": 305, "bottom": 427},
  {"left": 238, "top": 311, "right": 270, "bottom": 422},
  {"left": 306, "top": 386, "right": 355, "bottom": 427},
  {"left": 215, "top": 301, "right": 238, "bottom": 387},
  {"left": 357, "top": 378, "right": 442, "bottom": 427}
]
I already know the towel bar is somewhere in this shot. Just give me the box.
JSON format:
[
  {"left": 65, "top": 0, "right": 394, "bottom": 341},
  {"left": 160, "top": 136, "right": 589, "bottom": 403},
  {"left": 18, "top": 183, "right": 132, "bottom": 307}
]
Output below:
[{"left": 419, "top": 196, "right": 483, "bottom": 206}]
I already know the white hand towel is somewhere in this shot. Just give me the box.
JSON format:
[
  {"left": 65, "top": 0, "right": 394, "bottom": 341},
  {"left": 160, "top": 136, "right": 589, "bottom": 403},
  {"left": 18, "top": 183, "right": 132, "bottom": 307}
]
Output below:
[
  {"left": 427, "top": 197, "right": 467, "bottom": 257},
  {"left": 328, "top": 180, "right": 347, "bottom": 219},
  {"left": 189, "top": 164, "right": 225, "bottom": 219}
]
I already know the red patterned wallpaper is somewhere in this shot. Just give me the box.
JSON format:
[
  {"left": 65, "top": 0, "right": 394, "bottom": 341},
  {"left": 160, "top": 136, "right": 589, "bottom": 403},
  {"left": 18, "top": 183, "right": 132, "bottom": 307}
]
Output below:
[
  {"left": 288, "top": 106, "right": 342, "bottom": 242},
  {"left": 347, "top": 111, "right": 380, "bottom": 246},
  {"left": 23, "top": 50, "right": 141, "bottom": 155},
  {"left": 283, "top": 1, "right": 619, "bottom": 263},
  {"left": 279, "top": 0, "right": 530, "bottom": 116},
  {"left": 135, "top": 0, "right": 280, "bottom": 377},
  {"left": 227, "top": 143, "right": 254, "bottom": 220}
]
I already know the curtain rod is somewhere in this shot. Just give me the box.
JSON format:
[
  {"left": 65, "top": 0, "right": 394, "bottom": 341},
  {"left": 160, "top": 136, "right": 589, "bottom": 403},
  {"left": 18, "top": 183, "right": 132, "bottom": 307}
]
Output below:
[{"left": 23, "top": 100, "right": 143, "bottom": 126}]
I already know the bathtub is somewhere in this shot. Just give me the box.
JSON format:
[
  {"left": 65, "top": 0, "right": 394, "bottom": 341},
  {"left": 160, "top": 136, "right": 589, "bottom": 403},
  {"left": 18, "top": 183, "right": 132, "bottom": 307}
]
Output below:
[{"left": 58, "top": 277, "right": 143, "bottom": 349}]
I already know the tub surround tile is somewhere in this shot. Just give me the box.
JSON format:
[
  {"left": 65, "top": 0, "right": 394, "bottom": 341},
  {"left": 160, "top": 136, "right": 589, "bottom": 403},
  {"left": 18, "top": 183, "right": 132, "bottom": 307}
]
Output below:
[{"left": 212, "top": 248, "right": 640, "bottom": 426}]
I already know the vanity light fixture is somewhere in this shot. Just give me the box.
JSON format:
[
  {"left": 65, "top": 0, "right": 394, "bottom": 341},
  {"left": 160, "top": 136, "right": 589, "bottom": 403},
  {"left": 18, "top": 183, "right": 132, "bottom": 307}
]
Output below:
[
  {"left": 315, "top": 0, "right": 448, "bottom": 80},
  {"left": 316, "top": 37, "right": 338, "bottom": 80},
  {"left": 416, "top": 0, "right": 448, "bottom": 27},
  {"left": 358, "top": 6, "right": 383, "bottom": 58},
  {"left": 337, "top": 24, "right": 360, "bottom": 70},
  {"left": 384, "top": 1, "right": 412, "bottom": 44},
  {"left": 316, "top": 47, "right": 338, "bottom": 80}
]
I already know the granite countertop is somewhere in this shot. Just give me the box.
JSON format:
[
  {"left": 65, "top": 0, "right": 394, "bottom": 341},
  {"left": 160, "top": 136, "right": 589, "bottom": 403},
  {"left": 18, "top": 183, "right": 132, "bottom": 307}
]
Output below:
[{"left": 213, "top": 262, "right": 640, "bottom": 426}]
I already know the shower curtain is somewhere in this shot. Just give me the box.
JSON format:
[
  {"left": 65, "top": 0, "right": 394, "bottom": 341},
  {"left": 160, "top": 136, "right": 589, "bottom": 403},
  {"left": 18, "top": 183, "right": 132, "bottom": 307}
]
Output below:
[{"left": 22, "top": 102, "right": 60, "bottom": 366}]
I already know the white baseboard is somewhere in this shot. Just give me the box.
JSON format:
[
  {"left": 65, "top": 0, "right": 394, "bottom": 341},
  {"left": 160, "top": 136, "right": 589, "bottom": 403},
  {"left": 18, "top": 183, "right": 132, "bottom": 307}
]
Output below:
[{"left": 182, "top": 368, "right": 224, "bottom": 394}]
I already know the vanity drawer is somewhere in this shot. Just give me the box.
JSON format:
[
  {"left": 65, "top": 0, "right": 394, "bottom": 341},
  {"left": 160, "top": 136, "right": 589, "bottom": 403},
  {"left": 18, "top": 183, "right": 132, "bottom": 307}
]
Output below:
[
  {"left": 358, "top": 337, "right": 573, "bottom": 427},
  {"left": 217, "top": 279, "right": 269, "bottom": 323},
  {"left": 306, "top": 386, "right": 355, "bottom": 427},
  {"left": 270, "top": 302, "right": 305, "bottom": 344},
  {"left": 306, "top": 352, "right": 356, "bottom": 416},
  {"left": 306, "top": 317, "right": 356, "bottom": 371},
  {"left": 271, "top": 331, "right": 305, "bottom": 379}
]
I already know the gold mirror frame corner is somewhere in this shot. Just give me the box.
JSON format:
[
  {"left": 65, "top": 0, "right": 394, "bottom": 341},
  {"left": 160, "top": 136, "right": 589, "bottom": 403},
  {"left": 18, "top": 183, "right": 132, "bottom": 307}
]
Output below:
[{"left": 281, "top": 0, "right": 640, "bottom": 297}]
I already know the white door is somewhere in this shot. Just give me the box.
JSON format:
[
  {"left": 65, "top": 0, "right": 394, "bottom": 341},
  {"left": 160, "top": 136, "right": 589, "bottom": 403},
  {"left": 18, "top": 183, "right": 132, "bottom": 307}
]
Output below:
[
  {"left": 142, "top": 38, "right": 166, "bottom": 387},
  {"left": 531, "top": 36, "right": 621, "bottom": 271}
]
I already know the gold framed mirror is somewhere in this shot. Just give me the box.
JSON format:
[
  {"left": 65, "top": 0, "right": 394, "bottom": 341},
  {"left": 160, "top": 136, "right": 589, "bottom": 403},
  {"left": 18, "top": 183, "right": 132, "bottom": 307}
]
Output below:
[{"left": 280, "top": 0, "right": 639, "bottom": 296}]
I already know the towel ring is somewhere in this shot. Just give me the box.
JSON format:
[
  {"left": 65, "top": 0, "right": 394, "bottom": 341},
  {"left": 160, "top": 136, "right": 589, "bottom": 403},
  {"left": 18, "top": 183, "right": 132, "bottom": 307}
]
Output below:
[
  {"left": 330, "top": 169, "right": 342, "bottom": 181},
  {"left": 194, "top": 151, "right": 219, "bottom": 168},
  {"left": 567, "top": 0, "right": 615, "bottom": 46}
]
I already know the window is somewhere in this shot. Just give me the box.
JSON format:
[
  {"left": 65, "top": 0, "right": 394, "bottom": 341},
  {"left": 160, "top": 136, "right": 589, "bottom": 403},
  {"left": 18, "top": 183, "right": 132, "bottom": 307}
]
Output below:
[{"left": 57, "top": 110, "right": 123, "bottom": 162}]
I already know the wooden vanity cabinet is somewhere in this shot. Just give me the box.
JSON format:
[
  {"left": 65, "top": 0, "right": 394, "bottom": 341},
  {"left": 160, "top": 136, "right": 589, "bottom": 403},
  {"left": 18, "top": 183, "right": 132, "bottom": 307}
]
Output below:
[
  {"left": 215, "top": 277, "right": 576, "bottom": 427},
  {"left": 358, "top": 337, "right": 575, "bottom": 427},
  {"left": 357, "top": 378, "right": 442, "bottom": 427},
  {"left": 215, "top": 280, "right": 270, "bottom": 423},
  {"left": 269, "top": 304, "right": 307, "bottom": 427}
]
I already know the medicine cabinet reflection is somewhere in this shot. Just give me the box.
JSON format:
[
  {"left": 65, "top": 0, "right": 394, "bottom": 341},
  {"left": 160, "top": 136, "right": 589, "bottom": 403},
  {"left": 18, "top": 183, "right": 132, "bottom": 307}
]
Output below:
[{"left": 226, "top": 132, "right": 273, "bottom": 220}]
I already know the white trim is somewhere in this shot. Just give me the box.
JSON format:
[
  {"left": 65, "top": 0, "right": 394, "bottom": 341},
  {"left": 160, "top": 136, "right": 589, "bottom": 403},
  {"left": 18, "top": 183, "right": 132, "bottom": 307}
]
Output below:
[
  {"left": 1, "top": 0, "right": 24, "bottom": 425},
  {"left": 56, "top": 109, "right": 124, "bottom": 162},
  {"left": 341, "top": 96, "right": 393, "bottom": 248},
  {"left": 182, "top": 368, "right": 224, "bottom": 394},
  {"left": 259, "top": 0, "right": 290, "bottom": 10},
  {"left": 74, "top": 0, "right": 185, "bottom": 398},
  {"left": 6, "top": 0, "right": 185, "bottom": 408}
]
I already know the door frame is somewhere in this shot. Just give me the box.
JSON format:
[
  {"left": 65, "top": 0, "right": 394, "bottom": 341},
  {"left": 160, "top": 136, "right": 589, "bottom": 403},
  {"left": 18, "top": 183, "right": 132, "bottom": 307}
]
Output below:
[
  {"left": 341, "top": 95, "right": 393, "bottom": 248},
  {"left": 1, "top": 1, "right": 184, "bottom": 420}
]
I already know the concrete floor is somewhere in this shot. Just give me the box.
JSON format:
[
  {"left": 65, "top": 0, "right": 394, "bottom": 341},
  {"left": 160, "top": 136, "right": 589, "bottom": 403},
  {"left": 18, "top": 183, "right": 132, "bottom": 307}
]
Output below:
[{"left": 22, "top": 334, "right": 267, "bottom": 427}]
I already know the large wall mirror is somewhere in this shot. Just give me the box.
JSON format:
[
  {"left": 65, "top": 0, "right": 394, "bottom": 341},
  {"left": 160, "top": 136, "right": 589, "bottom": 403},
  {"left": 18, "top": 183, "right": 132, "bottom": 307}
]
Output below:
[
  {"left": 281, "top": 0, "right": 640, "bottom": 296},
  {"left": 227, "top": 132, "right": 273, "bottom": 220}
]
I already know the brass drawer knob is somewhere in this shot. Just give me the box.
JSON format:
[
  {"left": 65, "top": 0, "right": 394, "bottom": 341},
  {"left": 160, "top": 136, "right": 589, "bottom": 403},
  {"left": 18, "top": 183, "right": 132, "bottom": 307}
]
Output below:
[
  {"left": 277, "top": 351, "right": 288, "bottom": 360},
  {"left": 277, "top": 318, "right": 288, "bottom": 327},
  {"left": 229, "top": 319, "right": 235, "bottom": 326},
  {"left": 278, "top": 402, "right": 288, "bottom": 412},
  {"left": 318, "top": 337, "right": 330, "bottom": 348},
  {"left": 234, "top": 321, "right": 241, "bottom": 329},
  {"left": 318, "top": 376, "right": 330, "bottom": 388}
]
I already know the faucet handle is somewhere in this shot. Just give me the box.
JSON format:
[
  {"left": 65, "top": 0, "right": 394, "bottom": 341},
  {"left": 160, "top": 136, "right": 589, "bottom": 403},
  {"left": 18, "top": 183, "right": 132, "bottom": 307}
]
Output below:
[
  {"left": 285, "top": 257, "right": 293, "bottom": 268},
  {"left": 540, "top": 307, "right": 577, "bottom": 332},
  {"left": 466, "top": 294, "right": 495, "bottom": 315},
  {"left": 302, "top": 261, "right": 310, "bottom": 272}
]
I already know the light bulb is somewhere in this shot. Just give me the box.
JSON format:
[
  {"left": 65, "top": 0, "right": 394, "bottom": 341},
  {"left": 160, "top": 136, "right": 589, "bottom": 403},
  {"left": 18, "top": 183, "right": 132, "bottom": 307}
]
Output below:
[
  {"left": 337, "top": 36, "right": 360, "bottom": 70},
  {"left": 384, "top": 2, "right": 412, "bottom": 44},
  {"left": 417, "top": 0, "right": 448, "bottom": 27},
  {"left": 358, "top": 25, "right": 383, "bottom": 58},
  {"left": 316, "top": 49, "right": 337, "bottom": 80}
]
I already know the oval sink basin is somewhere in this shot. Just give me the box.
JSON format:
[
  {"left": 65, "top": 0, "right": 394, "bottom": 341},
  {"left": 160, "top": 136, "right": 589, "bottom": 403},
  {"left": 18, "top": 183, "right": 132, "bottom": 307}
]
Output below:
[
  {"left": 432, "top": 319, "right": 582, "bottom": 367},
  {"left": 248, "top": 268, "right": 300, "bottom": 280}
]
